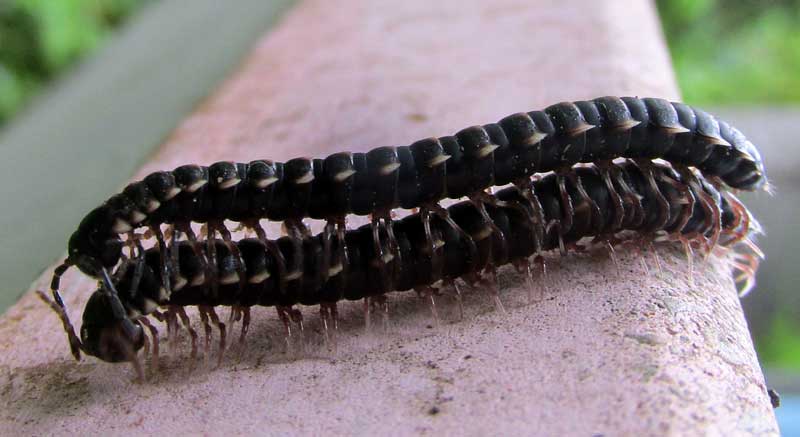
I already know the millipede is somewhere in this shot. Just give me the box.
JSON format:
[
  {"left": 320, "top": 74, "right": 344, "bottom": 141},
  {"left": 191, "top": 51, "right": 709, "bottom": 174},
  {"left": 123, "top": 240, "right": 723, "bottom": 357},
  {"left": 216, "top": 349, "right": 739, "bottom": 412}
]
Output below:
[
  {"left": 47, "top": 96, "right": 768, "bottom": 331},
  {"left": 39, "top": 160, "right": 763, "bottom": 379}
]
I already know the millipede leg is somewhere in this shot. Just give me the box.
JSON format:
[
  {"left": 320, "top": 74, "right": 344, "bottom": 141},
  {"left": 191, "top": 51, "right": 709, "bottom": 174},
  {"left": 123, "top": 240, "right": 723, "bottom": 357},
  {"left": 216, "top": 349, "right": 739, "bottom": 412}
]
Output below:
[
  {"left": 47, "top": 262, "right": 72, "bottom": 319},
  {"left": 613, "top": 164, "right": 645, "bottom": 228},
  {"left": 111, "top": 257, "right": 132, "bottom": 283},
  {"left": 175, "top": 307, "right": 198, "bottom": 360},
  {"left": 371, "top": 294, "right": 390, "bottom": 332},
  {"left": 322, "top": 220, "right": 336, "bottom": 283},
  {"left": 731, "top": 252, "right": 760, "bottom": 296},
  {"left": 635, "top": 160, "right": 671, "bottom": 231},
  {"left": 140, "top": 327, "right": 150, "bottom": 365},
  {"left": 428, "top": 202, "right": 479, "bottom": 273},
  {"left": 591, "top": 235, "right": 620, "bottom": 275},
  {"left": 126, "top": 241, "right": 147, "bottom": 302},
  {"left": 662, "top": 176, "right": 697, "bottom": 234},
  {"left": 276, "top": 306, "right": 294, "bottom": 351},
  {"left": 423, "top": 213, "right": 446, "bottom": 285},
  {"left": 470, "top": 193, "right": 508, "bottom": 259},
  {"left": 138, "top": 317, "right": 160, "bottom": 371},
  {"left": 697, "top": 189, "right": 721, "bottom": 259},
  {"left": 415, "top": 286, "right": 440, "bottom": 328},
  {"left": 165, "top": 307, "right": 181, "bottom": 352},
  {"left": 320, "top": 302, "right": 339, "bottom": 351},
  {"left": 46, "top": 263, "right": 127, "bottom": 360},
  {"left": 178, "top": 222, "right": 202, "bottom": 259},
  {"left": 598, "top": 162, "right": 625, "bottom": 231},
  {"left": 198, "top": 307, "right": 212, "bottom": 360},
  {"left": 163, "top": 308, "right": 173, "bottom": 349},
  {"left": 633, "top": 242, "right": 651, "bottom": 276},
  {"left": 514, "top": 177, "right": 546, "bottom": 253},
  {"left": 554, "top": 172, "right": 575, "bottom": 253},
  {"left": 320, "top": 304, "right": 333, "bottom": 348},
  {"left": 648, "top": 241, "right": 664, "bottom": 277},
  {"left": 732, "top": 262, "right": 757, "bottom": 292},
  {"left": 169, "top": 225, "right": 182, "bottom": 284},
  {"left": 736, "top": 273, "right": 757, "bottom": 297},
  {"left": 420, "top": 207, "right": 437, "bottom": 256},
  {"left": 482, "top": 267, "right": 506, "bottom": 314},
  {"left": 330, "top": 301, "right": 339, "bottom": 332},
  {"left": 150, "top": 225, "right": 173, "bottom": 300},
  {"left": 370, "top": 215, "right": 392, "bottom": 293},
  {"left": 205, "top": 224, "right": 220, "bottom": 298},
  {"left": 444, "top": 279, "right": 464, "bottom": 321},
  {"left": 286, "top": 306, "right": 305, "bottom": 351},
  {"left": 545, "top": 220, "right": 566, "bottom": 255},
  {"left": 512, "top": 258, "right": 537, "bottom": 304},
  {"left": 203, "top": 306, "right": 226, "bottom": 367},
  {"left": 239, "top": 306, "right": 251, "bottom": 347},
  {"left": 524, "top": 259, "right": 538, "bottom": 303},
  {"left": 335, "top": 217, "right": 349, "bottom": 282},
  {"left": 685, "top": 232, "right": 711, "bottom": 261},
  {"left": 732, "top": 261, "right": 757, "bottom": 281},
  {"left": 283, "top": 220, "right": 309, "bottom": 286},
  {"left": 215, "top": 221, "right": 246, "bottom": 290},
  {"left": 99, "top": 267, "right": 130, "bottom": 319},
  {"left": 569, "top": 172, "right": 604, "bottom": 233},
  {"left": 125, "top": 231, "right": 137, "bottom": 258},
  {"left": 228, "top": 306, "right": 241, "bottom": 325},
  {"left": 477, "top": 189, "right": 536, "bottom": 235},
  {"left": 723, "top": 192, "right": 752, "bottom": 244},
  {"left": 679, "top": 237, "right": 695, "bottom": 287},
  {"left": 534, "top": 255, "right": 548, "bottom": 300},
  {"left": 36, "top": 289, "right": 83, "bottom": 360},
  {"left": 250, "top": 220, "right": 289, "bottom": 295},
  {"left": 125, "top": 339, "right": 145, "bottom": 383},
  {"left": 678, "top": 167, "right": 722, "bottom": 258},
  {"left": 382, "top": 215, "right": 402, "bottom": 286},
  {"left": 363, "top": 298, "right": 372, "bottom": 331},
  {"left": 150, "top": 308, "right": 165, "bottom": 322},
  {"left": 741, "top": 237, "right": 765, "bottom": 260},
  {"left": 177, "top": 223, "right": 208, "bottom": 289}
]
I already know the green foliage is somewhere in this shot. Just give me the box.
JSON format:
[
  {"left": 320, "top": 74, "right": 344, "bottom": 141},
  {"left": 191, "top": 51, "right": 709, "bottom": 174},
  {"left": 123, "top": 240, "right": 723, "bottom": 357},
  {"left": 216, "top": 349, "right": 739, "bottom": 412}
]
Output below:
[
  {"left": 657, "top": 0, "right": 800, "bottom": 104},
  {"left": 756, "top": 311, "right": 800, "bottom": 369},
  {"left": 0, "top": 0, "right": 148, "bottom": 125},
  {"left": 1, "top": 0, "right": 797, "bottom": 125}
]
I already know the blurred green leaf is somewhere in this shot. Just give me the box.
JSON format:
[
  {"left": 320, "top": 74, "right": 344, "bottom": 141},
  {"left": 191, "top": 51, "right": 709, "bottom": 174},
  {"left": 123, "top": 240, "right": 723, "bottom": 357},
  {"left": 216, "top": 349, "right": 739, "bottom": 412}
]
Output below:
[
  {"left": 16, "top": 0, "right": 105, "bottom": 72},
  {"left": 0, "top": 0, "right": 149, "bottom": 127},
  {"left": 658, "top": 0, "right": 800, "bottom": 105},
  {"left": 757, "top": 312, "right": 800, "bottom": 370}
]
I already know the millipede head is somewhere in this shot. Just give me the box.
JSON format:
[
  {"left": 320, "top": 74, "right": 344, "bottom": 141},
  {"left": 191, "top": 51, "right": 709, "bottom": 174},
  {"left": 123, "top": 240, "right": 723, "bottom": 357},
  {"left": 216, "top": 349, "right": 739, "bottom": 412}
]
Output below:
[
  {"left": 68, "top": 206, "right": 125, "bottom": 277},
  {"left": 68, "top": 233, "right": 124, "bottom": 277},
  {"left": 80, "top": 291, "right": 145, "bottom": 363}
]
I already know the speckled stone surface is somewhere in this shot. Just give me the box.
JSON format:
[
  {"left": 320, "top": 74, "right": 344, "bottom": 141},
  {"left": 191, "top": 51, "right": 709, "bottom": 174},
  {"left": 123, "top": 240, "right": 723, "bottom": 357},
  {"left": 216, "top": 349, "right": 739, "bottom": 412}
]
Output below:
[{"left": 0, "top": 0, "right": 778, "bottom": 435}]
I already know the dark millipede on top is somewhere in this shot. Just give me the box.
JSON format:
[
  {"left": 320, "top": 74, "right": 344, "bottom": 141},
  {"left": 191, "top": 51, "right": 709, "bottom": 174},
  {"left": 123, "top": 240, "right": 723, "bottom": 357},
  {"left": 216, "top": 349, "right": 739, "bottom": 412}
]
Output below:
[{"left": 62, "top": 96, "right": 765, "bottom": 283}]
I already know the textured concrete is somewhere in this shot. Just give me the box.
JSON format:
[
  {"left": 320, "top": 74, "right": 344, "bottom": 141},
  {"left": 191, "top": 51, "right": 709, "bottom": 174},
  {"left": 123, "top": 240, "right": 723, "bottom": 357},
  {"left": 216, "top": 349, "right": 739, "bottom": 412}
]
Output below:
[{"left": 0, "top": 0, "right": 778, "bottom": 435}]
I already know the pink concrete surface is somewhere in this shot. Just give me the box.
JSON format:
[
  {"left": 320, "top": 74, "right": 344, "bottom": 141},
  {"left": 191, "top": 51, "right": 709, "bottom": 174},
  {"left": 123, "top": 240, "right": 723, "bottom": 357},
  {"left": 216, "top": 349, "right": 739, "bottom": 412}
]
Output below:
[{"left": 0, "top": 0, "right": 778, "bottom": 435}]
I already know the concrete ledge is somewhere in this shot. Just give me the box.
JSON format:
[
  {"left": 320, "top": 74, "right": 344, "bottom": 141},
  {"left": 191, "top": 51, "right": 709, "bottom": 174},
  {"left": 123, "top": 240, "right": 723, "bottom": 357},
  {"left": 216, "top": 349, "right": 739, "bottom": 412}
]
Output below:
[{"left": 0, "top": 0, "right": 778, "bottom": 434}]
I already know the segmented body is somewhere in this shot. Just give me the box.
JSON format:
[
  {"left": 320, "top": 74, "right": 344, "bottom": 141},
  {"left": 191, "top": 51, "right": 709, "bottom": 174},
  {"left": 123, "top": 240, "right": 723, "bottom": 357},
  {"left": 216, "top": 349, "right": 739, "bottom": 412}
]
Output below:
[
  {"left": 110, "top": 161, "right": 753, "bottom": 316},
  {"left": 39, "top": 160, "right": 762, "bottom": 376},
  {"left": 63, "top": 96, "right": 766, "bottom": 283}
]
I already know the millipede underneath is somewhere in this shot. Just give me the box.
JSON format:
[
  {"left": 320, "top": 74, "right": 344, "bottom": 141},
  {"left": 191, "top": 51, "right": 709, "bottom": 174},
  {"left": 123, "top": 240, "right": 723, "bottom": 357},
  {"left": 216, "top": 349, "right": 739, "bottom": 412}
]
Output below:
[
  {"left": 50, "top": 97, "right": 767, "bottom": 329},
  {"left": 39, "top": 161, "right": 762, "bottom": 378}
]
